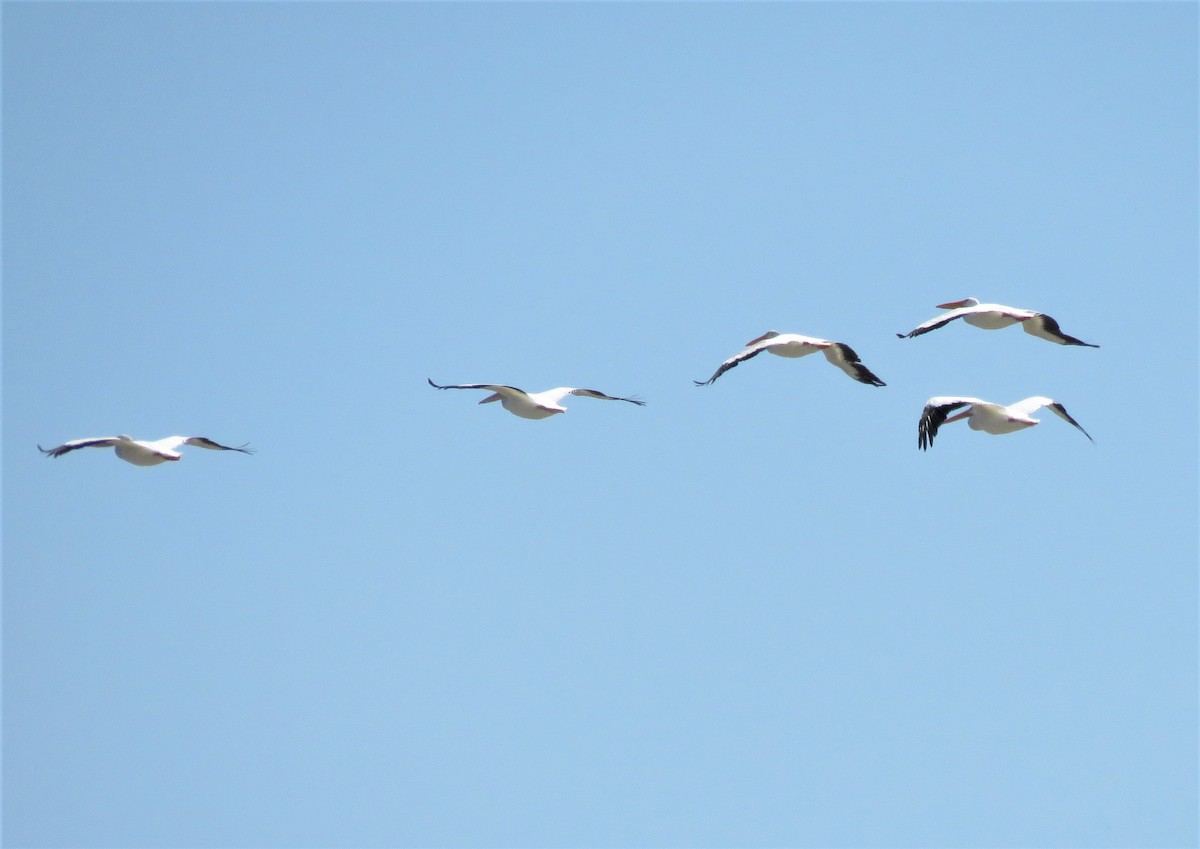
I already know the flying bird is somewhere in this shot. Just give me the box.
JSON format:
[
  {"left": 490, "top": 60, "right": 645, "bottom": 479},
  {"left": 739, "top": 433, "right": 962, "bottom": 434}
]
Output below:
[
  {"left": 897, "top": 298, "right": 1098, "bottom": 347},
  {"left": 38, "top": 435, "right": 254, "bottom": 466},
  {"left": 917, "top": 396, "right": 1093, "bottom": 450},
  {"left": 428, "top": 379, "right": 645, "bottom": 420},
  {"left": 694, "top": 331, "right": 886, "bottom": 387}
]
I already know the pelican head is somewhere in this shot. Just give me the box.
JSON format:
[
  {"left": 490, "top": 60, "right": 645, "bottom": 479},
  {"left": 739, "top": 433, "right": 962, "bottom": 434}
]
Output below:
[
  {"left": 116, "top": 434, "right": 135, "bottom": 441},
  {"left": 936, "top": 297, "right": 980, "bottom": 310}
]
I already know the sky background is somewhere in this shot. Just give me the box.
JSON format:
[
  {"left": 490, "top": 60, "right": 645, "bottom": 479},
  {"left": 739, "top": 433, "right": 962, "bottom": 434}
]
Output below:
[{"left": 3, "top": 3, "right": 1197, "bottom": 848}]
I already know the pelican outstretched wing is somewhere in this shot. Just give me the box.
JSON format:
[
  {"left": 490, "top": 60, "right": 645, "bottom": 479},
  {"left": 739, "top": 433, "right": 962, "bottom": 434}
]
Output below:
[
  {"left": 564, "top": 388, "right": 645, "bottom": 406},
  {"left": 693, "top": 343, "right": 773, "bottom": 386},
  {"left": 37, "top": 437, "right": 122, "bottom": 458},
  {"left": 1022, "top": 314, "right": 1099, "bottom": 347},
  {"left": 178, "top": 437, "right": 254, "bottom": 454},
  {"left": 917, "top": 397, "right": 988, "bottom": 451},
  {"left": 1008, "top": 397, "right": 1093, "bottom": 442},
  {"left": 897, "top": 308, "right": 975, "bottom": 340}
]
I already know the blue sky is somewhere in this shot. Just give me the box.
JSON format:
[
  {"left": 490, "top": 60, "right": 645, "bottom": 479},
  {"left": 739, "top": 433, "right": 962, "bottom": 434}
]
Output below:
[{"left": 4, "top": 3, "right": 1197, "bottom": 847}]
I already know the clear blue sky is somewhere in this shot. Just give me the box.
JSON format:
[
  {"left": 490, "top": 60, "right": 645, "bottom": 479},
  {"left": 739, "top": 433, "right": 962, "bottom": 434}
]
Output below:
[{"left": 4, "top": 3, "right": 1197, "bottom": 847}]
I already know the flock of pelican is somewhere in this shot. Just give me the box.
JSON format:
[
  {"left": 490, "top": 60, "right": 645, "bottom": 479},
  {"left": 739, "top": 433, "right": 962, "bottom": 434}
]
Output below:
[
  {"left": 38, "top": 298, "right": 1097, "bottom": 466},
  {"left": 426, "top": 297, "right": 1097, "bottom": 450}
]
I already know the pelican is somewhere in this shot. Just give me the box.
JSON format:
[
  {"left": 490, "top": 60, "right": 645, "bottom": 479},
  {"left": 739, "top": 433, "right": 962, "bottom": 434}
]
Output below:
[
  {"left": 918, "top": 396, "right": 1093, "bottom": 450},
  {"left": 428, "top": 379, "right": 645, "bottom": 419},
  {"left": 694, "top": 331, "right": 886, "bottom": 387},
  {"left": 897, "top": 298, "right": 1098, "bottom": 347},
  {"left": 38, "top": 435, "right": 254, "bottom": 466}
]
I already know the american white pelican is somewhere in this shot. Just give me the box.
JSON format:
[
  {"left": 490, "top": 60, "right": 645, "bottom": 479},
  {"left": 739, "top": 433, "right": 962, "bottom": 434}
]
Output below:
[
  {"left": 918, "top": 396, "right": 1093, "bottom": 450},
  {"left": 694, "top": 331, "right": 886, "bottom": 387},
  {"left": 428, "top": 379, "right": 645, "bottom": 420},
  {"left": 898, "top": 298, "right": 1098, "bottom": 347},
  {"left": 38, "top": 435, "right": 254, "bottom": 466}
]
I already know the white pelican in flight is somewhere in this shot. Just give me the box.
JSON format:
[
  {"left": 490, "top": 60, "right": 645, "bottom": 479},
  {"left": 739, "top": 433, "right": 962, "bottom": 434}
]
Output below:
[
  {"left": 428, "top": 379, "right": 645, "bottom": 420},
  {"left": 918, "top": 396, "right": 1093, "bottom": 450},
  {"left": 38, "top": 435, "right": 254, "bottom": 466},
  {"left": 694, "top": 331, "right": 886, "bottom": 387},
  {"left": 897, "top": 298, "right": 1098, "bottom": 347}
]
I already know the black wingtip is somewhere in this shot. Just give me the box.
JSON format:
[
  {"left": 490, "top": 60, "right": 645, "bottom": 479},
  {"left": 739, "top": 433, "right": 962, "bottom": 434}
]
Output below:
[
  {"left": 427, "top": 378, "right": 444, "bottom": 389},
  {"left": 851, "top": 365, "right": 887, "bottom": 387}
]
